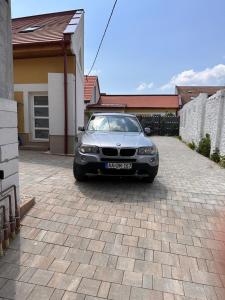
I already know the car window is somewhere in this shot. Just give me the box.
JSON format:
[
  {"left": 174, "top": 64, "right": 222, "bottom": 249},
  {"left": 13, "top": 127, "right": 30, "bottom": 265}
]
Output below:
[{"left": 87, "top": 115, "right": 141, "bottom": 132}]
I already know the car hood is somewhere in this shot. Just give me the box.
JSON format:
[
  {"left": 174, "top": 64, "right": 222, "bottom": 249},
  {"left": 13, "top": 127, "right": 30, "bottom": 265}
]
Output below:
[{"left": 81, "top": 131, "right": 154, "bottom": 148}]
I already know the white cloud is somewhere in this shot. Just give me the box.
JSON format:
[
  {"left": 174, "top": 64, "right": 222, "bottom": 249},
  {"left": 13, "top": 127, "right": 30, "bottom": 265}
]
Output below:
[
  {"left": 161, "top": 64, "right": 225, "bottom": 90},
  {"left": 136, "top": 82, "right": 154, "bottom": 91}
]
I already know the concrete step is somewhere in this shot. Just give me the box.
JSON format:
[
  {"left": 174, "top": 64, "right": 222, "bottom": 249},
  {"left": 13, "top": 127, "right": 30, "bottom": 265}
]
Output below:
[{"left": 19, "top": 142, "right": 49, "bottom": 151}]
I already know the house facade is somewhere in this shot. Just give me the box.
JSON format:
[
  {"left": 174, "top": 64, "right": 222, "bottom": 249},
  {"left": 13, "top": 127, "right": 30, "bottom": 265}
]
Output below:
[
  {"left": 87, "top": 94, "right": 180, "bottom": 116},
  {"left": 84, "top": 75, "right": 100, "bottom": 105},
  {"left": 13, "top": 10, "right": 85, "bottom": 154}
]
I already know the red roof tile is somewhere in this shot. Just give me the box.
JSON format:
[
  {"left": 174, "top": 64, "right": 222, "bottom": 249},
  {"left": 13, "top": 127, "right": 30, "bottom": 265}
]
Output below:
[
  {"left": 12, "top": 10, "right": 83, "bottom": 46},
  {"left": 90, "top": 94, "right": 179, "bottom": 109},
  {"left": 84, "top": 76, "right": 98, "bottom": 101}
]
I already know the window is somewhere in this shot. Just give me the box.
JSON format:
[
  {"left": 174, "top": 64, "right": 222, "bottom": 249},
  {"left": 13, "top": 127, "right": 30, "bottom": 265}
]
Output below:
[
  {"left": 19, "top": 25, "right": 42, "bottom": 33},
  {"left": 33, "top": 95, "right": 49, "bottom": 140}
]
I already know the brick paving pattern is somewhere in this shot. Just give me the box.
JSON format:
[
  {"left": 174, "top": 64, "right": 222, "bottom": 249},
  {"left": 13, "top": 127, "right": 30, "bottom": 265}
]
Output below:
[{"left": 1, "top": 137, "right": 225, "bottom": 299}]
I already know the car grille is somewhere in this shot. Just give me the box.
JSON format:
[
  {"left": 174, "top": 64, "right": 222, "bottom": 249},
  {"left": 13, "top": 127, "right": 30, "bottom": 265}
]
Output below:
[
  {"left": 102, "top": 148, "right": 118, "bottom": 156},
  {"left": 101, "top": 147, "right": 136, "bottom": 157},
  {"left": 120, "top": 148, "right": 136, "bottom": 156}
]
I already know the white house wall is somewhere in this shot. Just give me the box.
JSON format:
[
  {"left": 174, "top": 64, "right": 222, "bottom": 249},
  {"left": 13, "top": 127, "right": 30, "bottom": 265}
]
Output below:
[
  {"left": 70, "top": 12, "right": 85, "bottom": 132},
  {"left": 48, "top": 73, "right": 75, "bottom": 136},
  {"left": 0, "top": 98, "right": 19, "bottom": 196}
]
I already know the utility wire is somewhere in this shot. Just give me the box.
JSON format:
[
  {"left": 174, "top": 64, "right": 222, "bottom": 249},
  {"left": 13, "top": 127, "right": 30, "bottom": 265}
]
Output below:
[{"left": 87, "top": 0, "right": 118, "bottom": 76}]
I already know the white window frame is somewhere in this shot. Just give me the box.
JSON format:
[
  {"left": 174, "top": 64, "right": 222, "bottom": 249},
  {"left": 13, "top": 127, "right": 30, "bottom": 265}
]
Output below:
[{"left": 31, "top": 94, "right": 49, "bottom": 141}]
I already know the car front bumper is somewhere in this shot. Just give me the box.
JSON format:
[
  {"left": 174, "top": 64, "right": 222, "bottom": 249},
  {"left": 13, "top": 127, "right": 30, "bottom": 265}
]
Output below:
[{"left": 74, "top": 152, "right": 159, "bottom": 177}]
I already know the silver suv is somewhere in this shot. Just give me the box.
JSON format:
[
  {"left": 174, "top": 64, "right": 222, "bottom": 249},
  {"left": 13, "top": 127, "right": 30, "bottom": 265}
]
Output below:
[{"left": 74, "top": 113, "right": 159, "bottom": 182}]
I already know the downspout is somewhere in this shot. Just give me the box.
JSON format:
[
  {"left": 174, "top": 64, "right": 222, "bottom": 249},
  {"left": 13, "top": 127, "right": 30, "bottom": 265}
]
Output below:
[
  {"left": 63, "top": 36, "right": 68, "bottom": 155},
  {"left": 74, "top": 54, "right": 78, "bottom": 142}
]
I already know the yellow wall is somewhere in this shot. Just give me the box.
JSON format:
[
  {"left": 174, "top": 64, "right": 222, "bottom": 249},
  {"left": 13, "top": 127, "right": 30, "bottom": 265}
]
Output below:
[
  {"left": 14, "top": 56, "right": 75, "bottom": 84},
  {"left": 14, "top": 55, "right": 75, "bottom": 134},
  {"left": 14, "top": 91, "right": 24, "bottom": 132}
]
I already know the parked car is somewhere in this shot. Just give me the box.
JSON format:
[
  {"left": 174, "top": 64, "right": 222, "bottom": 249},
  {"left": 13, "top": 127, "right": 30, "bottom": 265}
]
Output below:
[{"left": 73, "top": 113, "right": 159, "bottom": 182}]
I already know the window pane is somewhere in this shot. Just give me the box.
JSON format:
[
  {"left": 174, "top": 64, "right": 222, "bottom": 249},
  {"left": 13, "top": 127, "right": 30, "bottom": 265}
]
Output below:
[
  {"left": 35, "top": 118, "right": 49, "bottom": 128},
  {"left": 34, "top": 107, "right": 48, "bottom": 117},
  {"left": 35, "top": 130, "right": 49, "bottom": 139},
  {"left": 34, "top": 96, "right": 48, "bottom": 106}
]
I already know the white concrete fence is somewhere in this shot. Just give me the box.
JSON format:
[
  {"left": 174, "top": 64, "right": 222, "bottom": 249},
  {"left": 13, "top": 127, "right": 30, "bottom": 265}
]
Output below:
[{"left": 179, "top": 90, "right": 225, "bottom": 155}]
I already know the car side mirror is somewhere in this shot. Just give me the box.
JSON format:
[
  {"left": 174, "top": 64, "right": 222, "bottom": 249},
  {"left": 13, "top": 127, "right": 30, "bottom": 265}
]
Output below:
[
  {"left": 78, "top": 126, "right": 85, "bottom": 132},
  {"left": 144, "top": 127, "right": 151, "bottom": 135}
]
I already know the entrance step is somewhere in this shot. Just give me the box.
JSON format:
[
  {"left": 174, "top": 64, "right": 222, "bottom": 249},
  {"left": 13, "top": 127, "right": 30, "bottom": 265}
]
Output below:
[{"left": 19, "top": 142, "right": 49, "bottom": 151}]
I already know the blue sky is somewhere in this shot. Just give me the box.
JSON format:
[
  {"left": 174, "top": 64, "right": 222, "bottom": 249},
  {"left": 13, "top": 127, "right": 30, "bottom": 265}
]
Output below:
[{"left": 12, "top": 0, "right": 225, "bottom": 94}]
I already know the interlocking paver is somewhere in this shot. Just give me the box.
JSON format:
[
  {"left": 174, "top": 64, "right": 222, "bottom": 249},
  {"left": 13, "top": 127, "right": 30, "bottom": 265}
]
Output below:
[
  {"left": 48, "top": 272, "right": 81, "bottom": 291},
  {"left": 116, "top": 257, "right": 135, "bottom": 271},
  {"left": 12, "top": 137, "right": 225, "bottom": 299},
  {"left": 123, "top": 271, "right": 142, "bottom": 287},
  {"left": 108, "top": 283, "right": 131, "bottom": 300},
  {"left": 90, "top": 252, "right": 109, "bottom": 267},
  {"left": 153, "top": 276, "right": 184, "bottom": 295},
  {"left": 27, "top": 285, "right": 54, "bottom": 300},
  {"left": 94, "top": 267, "right": 123, "bottom": 283},
  {"left": 77, "top": 278, "right": 101, "bottom": 296},
  {"left": 65, "top": 248, "right": 93, "bottom": 264},
  {"left": 48, "top": 259, "right": 71, "bottom": 273},
  {"left": 98, "top": 281, "right": 111, "bottom": 298},
  {"left": 154, "top": 251, "right": 179, "bottom": 267},
  {"left": 0, "top": 280, "right": 35, "bottom": 299},
  {"left": 88, "top": 240, "right": 105, "bottom": 252},
  {"left": 130, "top": 286, "right": 163, "bottom": 300},
  {"left": 134, "top": 260, "right": 162, "bottom": 276},
  {"left": 29, "top": 269, "right": 54, "bottom": 285},
  {"left": 75, "top": 263, "right": 96, "bottom": 278}
]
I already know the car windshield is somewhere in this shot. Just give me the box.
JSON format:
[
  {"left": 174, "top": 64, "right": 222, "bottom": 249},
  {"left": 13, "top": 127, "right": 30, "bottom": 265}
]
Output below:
[{"left": 87, "top": 115, "right": 142, "bottom": 132}]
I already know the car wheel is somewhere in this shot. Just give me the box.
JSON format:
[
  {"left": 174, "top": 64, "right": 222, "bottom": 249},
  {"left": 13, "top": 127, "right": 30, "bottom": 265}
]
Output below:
[
  {"left": 73, "top": 162, "right": 87, "bottom": 182},
  {"left": 143, "top": 175, "right": 155, "bottom": 183}
]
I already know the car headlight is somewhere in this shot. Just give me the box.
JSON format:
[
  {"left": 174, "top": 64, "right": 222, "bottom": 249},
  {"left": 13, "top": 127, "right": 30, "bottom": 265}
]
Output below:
[
  {"left": 79, "top": 145, "right": 99, "bottom": 154},
  {"left": 138, "top": 146, "right": 157, "bottom": 155}
]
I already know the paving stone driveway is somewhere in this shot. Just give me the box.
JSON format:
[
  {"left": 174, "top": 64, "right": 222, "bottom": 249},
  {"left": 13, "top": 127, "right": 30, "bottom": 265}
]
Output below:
[{"left": 1, "top": 136, "right": 225, "bottom": 299}]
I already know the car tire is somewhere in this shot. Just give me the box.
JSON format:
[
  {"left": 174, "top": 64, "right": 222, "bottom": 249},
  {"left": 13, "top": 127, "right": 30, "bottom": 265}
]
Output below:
[
  {"left": 143, "top": 175, "right": 155, "bottom": 183},
  {"left": 73, "top": 162, "right": 87, "bottom": 182}
]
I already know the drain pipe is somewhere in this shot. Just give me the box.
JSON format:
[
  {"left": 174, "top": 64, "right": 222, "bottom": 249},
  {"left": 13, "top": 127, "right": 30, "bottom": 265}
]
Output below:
[
  {"left": 74, "top": 54, "right": 78, "bottom": 142},
  {"left": 1, "top": 185, "right": 20, "bottom": 232},
  {"left": 0, "top": 205, "right": 8, "bottom": 255},
  {"left": 0, "top": 194, "right": 15, "bottom": 239},
  {"left": 0, "top": 195, "right": 13, "bottom": 248},
  {"left": 62, "top": 36, "right": 69, "bottom": 155},
  {"left": 8, "top": 194, "right": 16, "bottom": 239}
]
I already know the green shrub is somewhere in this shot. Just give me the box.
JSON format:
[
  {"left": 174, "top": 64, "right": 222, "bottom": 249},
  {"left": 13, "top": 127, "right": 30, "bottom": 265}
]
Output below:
[
  {"left": 177, "top": 136, "right": 182, "bottom": 141},
  {"left": 197, "top": 134, "right": 211, "bottom": 157},
  {"left": 210, "top": 148, "right": 221, "bottom": 163},
  {"left": 188, "top": 141, "right": 196, "bottom": 150},
  {"left": 219, "top": 155, "right": 225, "bottom": 168}
]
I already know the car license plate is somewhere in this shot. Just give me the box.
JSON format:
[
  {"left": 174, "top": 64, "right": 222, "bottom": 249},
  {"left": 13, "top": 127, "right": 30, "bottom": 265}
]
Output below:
[{"left": 105, "top": 162, "right": 132, "bottom": 170}]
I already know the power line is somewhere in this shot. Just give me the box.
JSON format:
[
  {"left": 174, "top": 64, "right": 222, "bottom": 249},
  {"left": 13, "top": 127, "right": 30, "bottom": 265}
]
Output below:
[{"left": 87, "top": 0, "right": 118, "bottom": 76}]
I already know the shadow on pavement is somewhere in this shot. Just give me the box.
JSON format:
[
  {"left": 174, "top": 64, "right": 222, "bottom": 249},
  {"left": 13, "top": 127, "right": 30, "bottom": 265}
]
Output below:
[{"left": 75, "top": 175, "right": 169, "bottom": 204}]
